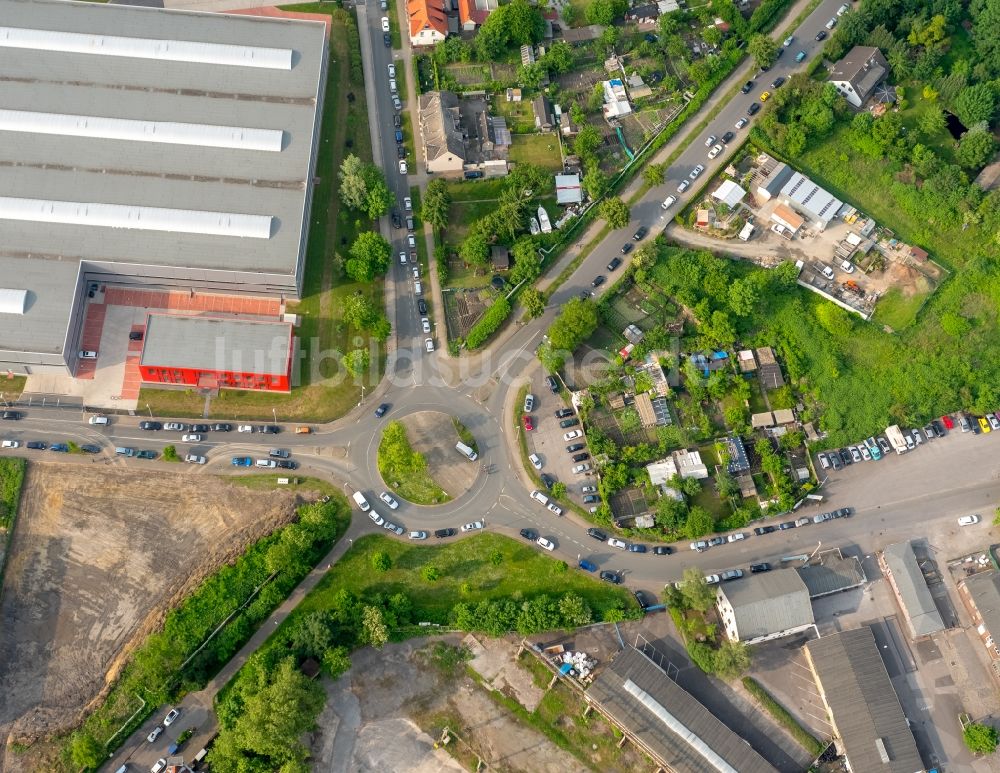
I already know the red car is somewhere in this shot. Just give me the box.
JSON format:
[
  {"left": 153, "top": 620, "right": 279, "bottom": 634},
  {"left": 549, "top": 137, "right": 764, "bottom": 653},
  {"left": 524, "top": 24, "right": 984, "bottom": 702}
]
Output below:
[
  {"left": 523, "top": 415, "right": 535, "bottom": 431},
  {"left": 941, "top": 414, "right": 955, "bottom": 430}
]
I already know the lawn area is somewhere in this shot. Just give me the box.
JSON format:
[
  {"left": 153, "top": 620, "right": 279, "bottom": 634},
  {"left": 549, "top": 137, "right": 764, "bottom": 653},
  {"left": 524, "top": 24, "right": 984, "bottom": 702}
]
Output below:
[
  {"left": 141, "top": 8, "right": 385, "bottom": 422},
  {"left": 1, "top": 375, "right": 25, "bottom": 402},
  {"left": 377, "top": 420, "right": 451, "bottom": 505},
  {"left": 492, "top": 100, "right": 538, "bottom": 133},
  {"left": 508, "top": 133, "right": 564, "bottom": 172},
  {"left": 298, "top": 532, "right": 636, "bottom": 623},
  {"left": 897, "top": 90, "right": 959, "bottom": 165},
  {"left": 872, "top": 286, "right": 931, "bottom": 330},
  {"left": 224, "top": 474, "right": 340, "bottom": 497},
  {"left": 691, "top": 479, "right": 729, "bottom": 520}
]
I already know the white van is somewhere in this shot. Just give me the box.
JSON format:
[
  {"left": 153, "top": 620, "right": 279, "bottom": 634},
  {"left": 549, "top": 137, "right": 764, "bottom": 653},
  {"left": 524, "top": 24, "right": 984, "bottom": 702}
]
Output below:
[
  {"left": 455, "top": 441, "right": 478, "bottom": 461},
  {"left": 88, "top": 415, "right": 109, "bottom": 425},
  {"left": 352, "top": 491, "right": 371, "bottom": 511},
  {"left": 530, "top": 489, "right": 549, "bottom": 506}
]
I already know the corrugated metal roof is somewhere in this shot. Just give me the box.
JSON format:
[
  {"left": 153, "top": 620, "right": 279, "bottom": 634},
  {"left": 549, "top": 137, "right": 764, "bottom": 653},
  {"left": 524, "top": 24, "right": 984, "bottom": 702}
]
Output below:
[
  {"left": 963, "top": 571, "right": 1000, "bottom": 642},
  {"left": 806, "top": 628, "right": 923, "bottom": 773},
  {"left": 586, "top": 647, "right": 778, "bottom": 773},
  {"left": 780, "top": 172, "right": 843, "bottom": 225},
  {"left": 881, "top": 542, "right": 945, "bottom": 638},
  {"left": 717, "top": 570, "right": 814, "bottom": 641}
]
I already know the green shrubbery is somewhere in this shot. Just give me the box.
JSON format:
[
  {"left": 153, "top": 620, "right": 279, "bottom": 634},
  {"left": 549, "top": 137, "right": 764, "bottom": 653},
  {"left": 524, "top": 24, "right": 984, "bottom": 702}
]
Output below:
[
  {"left": 465, "top": 295, "right": 512, "bottom": 349},
  {"left": 742, "top": 677, "right": 826, "bottom": 757},
  {"left": 0, "top": 457, "right": 25, "bottom": 528}
]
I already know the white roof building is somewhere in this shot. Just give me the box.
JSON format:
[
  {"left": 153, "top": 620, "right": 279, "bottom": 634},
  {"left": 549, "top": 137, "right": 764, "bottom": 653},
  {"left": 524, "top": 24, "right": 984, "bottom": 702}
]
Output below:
[
  {"left": 555, "top": 173, "right": 583, "bottom": 205},
  {"left": 646, "top": 457, "right": 678, "bottom": 486},
  {"left": 712, "top": 179, "right": 745, "bottom": 208},
  {"left": 602, "top": 79, "right": 632, "bottom": 118},
  {"left": 779, "top": 171, "right": 843, "bottom": 229},
  {"left": 673, "top": 449, "right": 708, "bottom": 480}
]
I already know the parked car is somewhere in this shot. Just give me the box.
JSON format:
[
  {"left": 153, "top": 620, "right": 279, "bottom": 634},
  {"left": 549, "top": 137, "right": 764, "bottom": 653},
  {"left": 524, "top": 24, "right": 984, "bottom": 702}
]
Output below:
[
  {"left": 26, "top": 441, "right": 45, "bottom": 450},
  {"left": 747, "top": 102, "right": 761, "bottom": 115},
  {"left": 231, "top": 456, "right": 252, "bottom": 467},
  {"left": 523, "top": 393, "right": 535, "bottom": 413},
  {"left": 627, "top": 543, "right": 647, "bottom": 553},
  {"left": 184, "top": 454, "right": 206, "bottom": 464},
  {"left": 409, "top": 531, "right": 428, "bottom": 540},
  {"left": 519, "top": 528, "right": 538, "bottom": 541},
  {"left": 572, "top": 463, "right": 591, "bottom": 474},
  {"left": 540, "top": 473, "right": 556, "bottom": 489},
  {"left": 690, "top": 540, "right": 708, "bottom": 552},
  {"left": 813, "top": 512, "right": 833, "bottom": 523},
  {"left": 721, "top": 131, "right": 734, "bottom": 144},
  {"left": 545, "top": 375, "right": 560, "bottom": 393},
  {"left": 49, "top": 443, "right": 69, "bottom": 452},
  {"left": 536, "top": 537, "right": 556, "bottom": 551},
  {"left": 689, "top": 164, "right": 705, "bottom": 179},
  {"left": 559, "top": 417, "right": 579, "bottom": 429},
  {"left": 677, "top": 179, "right": 690, "bottom": 193},
  {"left": 563, "top": 429, "right": 583, "bottom": 441},
  {"left": 778, "top": 521, "right": 796, "bottom": 530},
  {"left": 759, "top": 90, "right": 771, "bottom": 102},
  {"left": 815, "top": 29, "right": 827, "bottom": 40},
  {"left": 368, "top": 511, "right": 385, "bottom": 527},
  {"left": 461, "top": 521, "right": 484, "bottom": 532},
  {"left": 720, "top": 569, "right": 744, "bottom": 581},
  {"left": 164, "top": 422, "right": 185, "bottom": 431},
  {"left": 139, "top": 421, "right": 162, "bottom": 431},
  {"left": 607, "top": 257, "right": 622, "bottom": 271},
  {"left": 0, "top": 411, "right": 21, "bottom": 420},
  {"left": 726, "top": 532, "right": 745, "bottom": 542},
  {"left": 528, "top": 453, "right": 542, "bottom": 470},
  {"left": 795, "top": 50, "right": 806, "bottom": 62},
  {"left": 750, "top": 562, "right": 771, "bottom": 573},
  {"left": 375, "top": 403, "right": 390, "bottom": 418},
  {"left": 633, "top": 226, "right": 647, "bottom": 241},
  {"left": 572, "top": 452, "right": 590, "bottom": 462},
  {"left": 592, "top": 275, "right": 606, "bottom": 288},
  {"left": 753, "top": 525, "right": 777, "bottom": 535},
  {"left": 434, "top": 528, "right": 455, "bottom": 538},
  {"left": 704, "top": 574, "right": 721, "bottom": 585},
  {"left": 582, "top": 494, "right": 600, "bottom": 504},
  {"left": 547, "top": 502, "right": 562, "bottom": 516},
  {"left": 555, "top": 408, "right": 575, "bottom": 419},
  {"left": 599, "top": 570, "right": 621, "bottom": 584},
  {"left": 735, "top": 117, "right": 748, "bottom": 129},
  {"left": 163, "top": 709, "right": 180, "bottom": 726},
  {"left": 941, "top": 414, "right": 955, "bottom": 430},
  {"left": 704, "top": 135, "right": 717, "bottom": 147},
  {"left": 523, "top": 415, "right": 535, "bottom": 431},
  {"left": 771, "top": 76, "right": 785, "bottom": 89},
  {"left": 740, "top": 81, "right": 753, "bottom": 94},
  {"left": 276, "top": 460, "right": 298, "bottom": 469},
  {"left": 607, "top": 537, "right": 627, "bottom": 550},
  {"left": 661, "top": 195, "right": 677, "bottom": 210},
  {"left": 707, "top": 143, "right": 723, "bottom": 159},
  {"left": 959, "top": 514, "right": 981, "bottom": 526},
  {"left": 237, "top": 424, "right": 254, "bottom": 433},
  {"left": 379, "top": 491, "right": 399, "bottom": 509},
  {"left": 708, "top": 536, "right": 725, "bottom": 547},
  {"left": 255, "top": 459, "right": 276, "bottom": 468},
  {"left": 81, "top": 444, "right": 101, "bottom": 454},
  {"left": 634, "top": 590, "right": 652, "bottom": 609},
  {"left": 652, "top": 545, "right": 673, "bottom": 555},
  {"left": 147, "top": 726, "right": 163, "bottom": 743},
  {"left": 383, "top": 521, "right": 404, "bottom": 536},
  {"left": 181, "top": 434, "right": 202, "bottom": 442},
  {"left": 578, "top": 558, "right": 597, "bottom": 572},
  {"left": 1, "top": 440, "right": 21, "bottom": 449}
]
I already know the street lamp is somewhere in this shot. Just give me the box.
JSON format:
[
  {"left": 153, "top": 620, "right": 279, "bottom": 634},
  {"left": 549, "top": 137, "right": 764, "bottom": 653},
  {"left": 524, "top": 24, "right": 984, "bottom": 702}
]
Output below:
[
  {"left": 272, "top": 408, "right": 277, "bottom": 425},
  {"left": 146, "top": 403, "right": 153, "bottom": 419}
]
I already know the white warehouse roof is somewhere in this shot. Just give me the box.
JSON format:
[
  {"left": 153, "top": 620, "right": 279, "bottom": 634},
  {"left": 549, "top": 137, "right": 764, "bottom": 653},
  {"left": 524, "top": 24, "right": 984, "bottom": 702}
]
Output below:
[
  {"left": 780, "top": 172, "right": 843, "bottom": 226},
  {"left": 712, "top": 179, "right": 745, "bottom": 208}
]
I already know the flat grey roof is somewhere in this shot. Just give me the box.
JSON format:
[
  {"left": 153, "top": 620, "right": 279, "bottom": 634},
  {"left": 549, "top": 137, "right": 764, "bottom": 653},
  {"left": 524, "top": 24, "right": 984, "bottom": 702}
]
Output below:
[
  {"left": 140, "top": 315, "right": 292, "bottom": 375},
  {"left": 586, "top": 647, "right": 778, "bottom": 773},
  {"left": 718, "top": 569, "right": 814, "bottom": 641},
  {"left": 963, "top": 571, "right": 1000, "bottom": 640},
  {"left": 882, "top": 542, "right": 945, "bottom": 638},
  {"left": 798, "top": 555, "right": 866, "bottom": 598},
  {"left": 0, "top": 0, "right": 325, "bottom": 276},
  {"left": 806, "top": 628, "right": 924, "bottom": 773},
  {"left": 0, "top": 257, "right": 80, "bottom": 357}
]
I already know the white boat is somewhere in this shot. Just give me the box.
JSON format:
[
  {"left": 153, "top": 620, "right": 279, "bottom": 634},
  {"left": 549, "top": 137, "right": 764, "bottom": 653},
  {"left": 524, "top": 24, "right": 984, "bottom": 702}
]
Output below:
[
  {"left": 529, "top": 217, "right": 540, "bottom": 235},
  {"left": 537, "top": 206, "right": 552, "bottom": 233}
]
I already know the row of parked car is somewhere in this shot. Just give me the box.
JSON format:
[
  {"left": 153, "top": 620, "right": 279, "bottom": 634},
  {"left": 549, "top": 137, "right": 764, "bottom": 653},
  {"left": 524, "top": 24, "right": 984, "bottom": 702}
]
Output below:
[
  {"left": 1, "top": 439, "right": 102, "bottom": 453},
  {"left": 231, "top": 448, "right": 298, "bottom": 470},
  {"left": 139, "top": 421, "right": 282, "bottom": 434}
]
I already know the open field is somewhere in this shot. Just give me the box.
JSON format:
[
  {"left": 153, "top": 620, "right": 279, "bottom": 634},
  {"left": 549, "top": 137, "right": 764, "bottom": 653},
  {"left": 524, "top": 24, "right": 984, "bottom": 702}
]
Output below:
[
  {"left": 141, "top": 9, "right": 384, "bottom": 422},
  {"left": 0, "top": 463, "right": 315, "bottom": 748}
]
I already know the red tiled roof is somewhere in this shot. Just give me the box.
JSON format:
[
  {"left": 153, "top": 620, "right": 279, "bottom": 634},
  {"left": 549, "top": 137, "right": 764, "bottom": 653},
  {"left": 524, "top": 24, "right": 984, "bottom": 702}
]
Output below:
[
  {"left": 408, "top": 0, "right": 448, "bottom": 37},
  {"left": 458, "top": 0, "right": 490, "bottom": 26}
]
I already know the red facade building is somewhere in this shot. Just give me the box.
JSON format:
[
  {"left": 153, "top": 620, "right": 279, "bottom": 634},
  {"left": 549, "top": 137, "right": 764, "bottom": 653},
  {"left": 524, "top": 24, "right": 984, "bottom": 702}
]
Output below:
[{"left": 139, "top": 314, "right": 293, "bottom": 393}]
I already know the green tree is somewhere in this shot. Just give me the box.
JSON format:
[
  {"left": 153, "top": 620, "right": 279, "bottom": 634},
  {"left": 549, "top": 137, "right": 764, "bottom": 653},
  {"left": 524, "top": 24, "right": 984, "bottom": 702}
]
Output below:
[
  {"left": 558, "top": 592, "right": 593, "bottom": 627},
  {"left": 422, "top": 564, "right": 442, "bottom": 582},
  {"left": 714, "top": 640, "right": 751, "bottom": 679},
  {"left": 541, "top": 40, "right": 575, "bottom": 73},
  {"left": 363, "top": 172, "right": 394, "bottom": 220},
  {"left": 518, "top": 62, "right": 545, "bottom": 90},
  {"left": 505, "top": 0, "right": 545, "bottom": 44},
  {"left": 361, "top": 605, "right": 389, "bottom": 647},
  {"left": 371, "top": 550, "right": 392, "bottom": 572},
  {"left": 421, "top": 179, "right": 452, "bottom": 230},
  {"left": 574, "top": 124, "right": 603, "bottom": 161},
  {"left": 547, "top": 296, "right": 599, "bottom": 353},
  {"left": 583, "top": 166, "right": 609, "bottom": 199},
  {"left": 684, "top": 505, "right": 715, "bottom": 539},
  {"left": 586, "top": 0, "right": 628, "bottom": 25},
  {"left": 509, "top": 238, "right": 542, "bottom": 285},
  {"left": 679, "top": 566, "right": 717, "bottom": 611},
  {"left": 957, "top": 127, "right": 998, "bottom": 169},
  {"left": 322, "top": 646, "right": 352, "bottom": 679},
  {"left": 343, "top": 348, "right": 370, "bottom": 378},
  {"left": 338, "top": 153, "right": 369, "bottom": 212},
  {"left": 162, "top": 444, "right": 178, "bottom": 462},
  {"left": 964, "top": 723, "right": 999, "bottom": 755},
  {"left": 460, "top": 232, "right": 491, "bottom": 267},
  {"left": 342, "top": 292, "right": 378, "bottom": 329},
  {"left": 521, "top": 287, "right": 546, "bottom": 318},
  {"left": 346, "top": 231, "right": 391, "bottom": 282},
  {"left": 599, "top": 197, "right": 630, "bottom": 229},
  {"left": 955, "top": 83, "right": 996, "bottom": 128},
  {"left": 748, "top": 33, "right": 778, "bottom": 69},
  {"left": 643, "top": 162, "right": 666, "bottom": 186},
  {"left": 918, "top": 104, "right": 947, "bottom": 137},
  {"left": 70, "top": 731, "right": 103, "bottom": 770}
]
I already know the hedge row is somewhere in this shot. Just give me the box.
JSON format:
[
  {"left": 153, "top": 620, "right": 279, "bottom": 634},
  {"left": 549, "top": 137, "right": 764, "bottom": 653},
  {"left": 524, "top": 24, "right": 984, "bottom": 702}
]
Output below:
[
  {"left": 742, "top": 676, "right": 826, "bottom": 757},
  {"left": 465, "top": 295, "right": 512, "bottom": 349}
]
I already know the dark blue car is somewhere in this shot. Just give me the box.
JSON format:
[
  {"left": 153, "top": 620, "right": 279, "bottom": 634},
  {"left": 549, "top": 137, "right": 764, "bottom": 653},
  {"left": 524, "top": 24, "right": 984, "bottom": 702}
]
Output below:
[
  {"left": 578, "top": 559, "right": 597, "bottom": 572},
  {"left": 627, "top": 543, "right": 647, "bottom": 553},
  {"left": 50, "top": 443, "right": 69, "bottom": 452}
]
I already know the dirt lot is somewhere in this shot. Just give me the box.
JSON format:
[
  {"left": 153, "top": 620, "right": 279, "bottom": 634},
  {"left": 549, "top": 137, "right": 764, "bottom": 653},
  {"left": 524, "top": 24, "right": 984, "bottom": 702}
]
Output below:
[
  {"left": 400, "top": 411, "right": 476, "bottom": 498},
  {"left": 312, "top": 634, "right": 590, "bottom": 773},
  {"left": 0, "top": 463, "right": 317, "bottom": 743}
]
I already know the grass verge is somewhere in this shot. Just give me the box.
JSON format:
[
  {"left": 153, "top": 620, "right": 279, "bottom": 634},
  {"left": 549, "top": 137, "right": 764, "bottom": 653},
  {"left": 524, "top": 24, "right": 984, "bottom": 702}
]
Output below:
[
  {"left": 742, "top": 676, "right": 826, "bottom": 757},
  {"left": 377, "top": 420, "right": 451, "bottom": 505},
  {"left": 224, "top": 474, "right": 341, "bottom": 497},
  {"left": 0, "top": 456, "right": 26, "bottom": 529},
  {"left": 1, "top": 376, "right": 26, "bottom": 401}
]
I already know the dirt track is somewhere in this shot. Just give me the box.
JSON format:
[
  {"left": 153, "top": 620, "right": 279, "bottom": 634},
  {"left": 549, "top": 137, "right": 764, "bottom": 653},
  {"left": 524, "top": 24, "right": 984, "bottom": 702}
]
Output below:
[{"left": 0, "top": 463, "right": 316, "bottom": 746}]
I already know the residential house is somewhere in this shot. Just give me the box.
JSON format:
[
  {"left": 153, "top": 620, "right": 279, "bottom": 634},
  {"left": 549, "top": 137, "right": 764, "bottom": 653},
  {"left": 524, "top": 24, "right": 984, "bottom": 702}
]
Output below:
[
  {"left": 407, "top": 0, "right": 448, "bottom": 46},
  {"left": 458, "top": 0, "right": 496, "bottom": 29},
  {"left": 490, "top": 245, "right": 510, "bottom": 271},
  {"left": 804, "top": 628, "right": 923, "bottom": 773},
  {"left": 829, "top": 46, "right": 890, "bottom": 108},
  {"left": 673, "top": 449, "right": 708, "bottom": 479},
  {"left": 646, "top": 457, "right": 678, "bottom": 486},
  {"left": 751, "top": 412, "right": 775, "bottom": 429},
  {"left": 879, "top": 541, "right": 946, "bottom": 640},
  {"left": 716, "top": 570, "right": 815, "bottom": 644},
  {"left": 418, "top": 91, "right": 466, "bottom": 174},
  {"left": 532, "top": 95, "right": 554, "bottom": 132},
  {"left": 772, "top": 408, "right": 795, "bottom": 425}
]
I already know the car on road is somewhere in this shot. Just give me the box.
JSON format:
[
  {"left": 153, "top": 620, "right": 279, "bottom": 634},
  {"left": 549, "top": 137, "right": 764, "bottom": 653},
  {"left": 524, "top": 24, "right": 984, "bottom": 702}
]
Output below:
[
  {"left": 633, "top": 226, "right": 648, "bottom": 241},
  {"left": 578, "top": 558, "right": 597, "bottom": 572},
  {"left": 547, "top": 502, "right": 562, "bottom": 515},
  {"left": 815, "top": 29, "right": 827, "bottom": 40},
  {"left": 185, "top": 454, "right": 206, "bottom": 464},
  {"left": 26, "top": 441, "right": 45, "bottom": 449},
  {"left": 563, "top": 429, "right": 583, "bottom": 441},
  {"left": 661, "top": 195, "right": 677, "bottom": 210},
  {"left": 164, "top": 422, "right": 185, "bottom": 431},
  {"left": 726, "top": 532, "right": 745, "bottom": 542},
  {"left": 528, "top": 453, "right": 542, "bottom": 469},
  {"left": 627, "top": 543, "right": 647, "bottom": 553},
  {"left": 813, "top": 512, "right": 833, "bottom": 523},
  {"left": 783, "top": 35, "right": 794, "bottom": 46},
  {"left": 720, "top": 569, "right": 744, "bottom": 581},
  {"left": 50, "top": 443, "right": 69, "bottom": 452},
  {"left": 584, "top": 529, "right": 608, "bottom": 544},
  {"left": 368, "top": 511, "right": 385, "bottom": 527},
  {"left": 707, "top": 143, "right": 723, "bottom": 159},
  {"left": 379, "top": 491, "right": 399, "bottom": 509},
  {"left": 721, "top": 131, "right": 734, "bottom": 144},
  {"left": 608, "top": 537, "right": 627, "bottom": 550},
  {"left": 519, "top": 528, "right": 537, "bottom": 541},
  {"left": 747, "top": 102, "right": 761, "bottom": 115},
  {"left": 140, "top": 421, "right": 162, "bottom": 431},
  {"left": 689, "top": 164, "right": 704, "bottom": 180},
  {"left": 750, "top": 562, "right": 771, "bottom": 574},
  {"left": 537, "top": 537, "right": 555, "bottom": 551},
  {"left": 741, "top": 81, "right": 753, "bottom": 94},
  {"left": 231, "top": 456, "right": 252, "bottom": 467},
  {"left": 652, "top": 545, "right": 673, "bottom": 555},
  {"left": 398, "top": 159, "right": 408, "bottom": 175},
  {"left": 523, "top": 393, "right": 535, "bottom": 412},
  {"left": 676, "top": 179, "right": 690, "bottom": 193},
  {"left": 461, "top": 521, "right": 484, "bottom": 532},
  {"left": 147, "top": 726, "right": 163, "bottom": 743},
  {"left": 771, "top": 76, "right": 785, "bottom": 89},
  {"left": 1, "top": 411, "right": 21, "bottom": 420},
  {"left": 424, "top": 337, "right": 435, "bottom": 353},
  {"left": 704, "top": 135, "right": 716, "bottom": 147},
  {"left": 163, "top": 708, "right": 180, "bottom": 726},
  {"left": 374, "top": 403, "right": 390, "bottom": 418},
  {"left": 735, "top": 117, "right": 749, "bottom": 129},
  {"left": 383, "top": 520, "right": 404, "bottom": 536},
  {"left": 522, "top": 415, "right": 534, "bottom": 431},
  {"left": 704, "top": 574, "right": 721, "bottom": 585},
  {"left": 380, "top": 15, "right": 390, "bottom": 30},
  {"left": 434, "top": 528, "right": 455, "bottom": 538},
  {"left": 795, "top": 50, "right": 807, "bottom": 62},
  {"left": 255, "top": 459, "right": 276, "bottom": 468},
  {"left": 1, "top": 440, "right": 19, "bottom": 449},
  {"left": 572, "top": 463, "right": 591, "bottom": 474},
  {"left": 753, "top": 525, "right": 776, "bottom": 535},
  {"left": 600, "top": 570, "right": 621, "bottom": 584},
  {"left": 690, "top": 540, "right": 708, "bottom": 552},
  {"left": 759, "top": 90, "right": 771, "bottom": 102},
  {"left": 181, "top": 433, "right": 202, "bottom": 442},
  {"left": 959, "top": 514, "right": 980, "bottom": 526},
  {"left": 269, "top": 448, "right": 290, "bottom": 460},
  {"left": 592, "top": 275, "right": 606, "bottom": 288}
]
